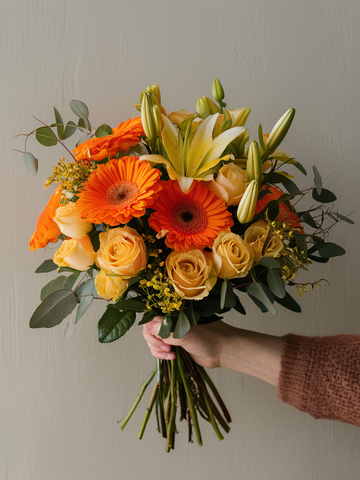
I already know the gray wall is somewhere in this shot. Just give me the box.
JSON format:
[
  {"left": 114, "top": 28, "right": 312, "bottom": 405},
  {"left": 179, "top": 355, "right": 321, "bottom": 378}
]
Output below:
[{"left": 2, "top": 1, "right": 360, "bottom": 478}]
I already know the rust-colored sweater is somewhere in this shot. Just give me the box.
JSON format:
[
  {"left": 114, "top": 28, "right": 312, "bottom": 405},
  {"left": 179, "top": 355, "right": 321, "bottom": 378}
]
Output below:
[{"left": 278, "top": 334, "right": 360, "bottom": 427}]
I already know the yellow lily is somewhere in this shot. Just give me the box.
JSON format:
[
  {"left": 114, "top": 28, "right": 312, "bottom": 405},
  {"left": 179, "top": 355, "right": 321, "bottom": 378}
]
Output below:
[{"left": 140, "top": 113, "right": 246, "bottom": 193}]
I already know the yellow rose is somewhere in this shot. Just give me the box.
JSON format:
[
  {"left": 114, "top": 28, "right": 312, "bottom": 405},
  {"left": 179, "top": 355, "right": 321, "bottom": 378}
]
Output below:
[
  {"left": 212, "top": 231, "right": 254, "bottom": 279},
  {"left": 54, "top": 202, "right": 93, "bottom": 239},
  {"left": 264, "top": 234, "right": 283, "bottom": 257},
  {"left": 96, "top": 226, "right": 147, "bottom": 278},
  {"left": 53, "top": 236, "right": 96, "bottom": 271},
  {"left": 94, "top": 270, "right": 128, "bottom": 301},
  {"left": 165, "top": 249, "right": 216, "bottom": 300},
  {"left": 244, "top": 220, "right": 268, "bottom": 263},
  {"left": 207, "top": 162, "right": 247, "bottom": 206}
]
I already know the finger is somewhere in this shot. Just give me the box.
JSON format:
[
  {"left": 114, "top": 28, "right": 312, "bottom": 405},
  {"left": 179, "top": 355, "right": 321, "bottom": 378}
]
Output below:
[
  {"left": 149, "top": 347, "right": 176, "bottom": 361},
  {"left": 143, "top": 329, "right": 172, "bottom": 351}
]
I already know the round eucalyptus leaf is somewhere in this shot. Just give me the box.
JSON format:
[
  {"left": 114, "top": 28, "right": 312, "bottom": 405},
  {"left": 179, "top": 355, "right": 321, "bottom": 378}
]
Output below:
[
  {"left": 23, "top": 152, "right": 38, "bottom": 174},
  {"left": 35, "top": 127, "right": 58, "bottom": 147},
  {"left": 70, "top": 99, "right": 89, "bottom": 119}
]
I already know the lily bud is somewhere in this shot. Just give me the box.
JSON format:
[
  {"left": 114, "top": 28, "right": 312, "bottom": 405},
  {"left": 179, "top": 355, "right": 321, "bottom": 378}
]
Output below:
[
  {"left": 141, "top": 93, "right": 157, "bottom": 141},
  {"left": 212, "top": 78, "right": 225, "bottom": 103},
  {"left": 196, "top": 96, "right": 221, "bottom": 119},
  {"left": 266, "top": 108, "right": 295, "bottom": 152},
  {"left": 237, "top": 180, "right": 259, "bottom": 224},
  {"left": 246, "top": 141, "right": 262, "bottom": 185},
  {"left": 146, "top": 83, "right": 161, "bottom": 107},
  {"left": 152, "top": 105, "right": 162, "bottom": 137}
]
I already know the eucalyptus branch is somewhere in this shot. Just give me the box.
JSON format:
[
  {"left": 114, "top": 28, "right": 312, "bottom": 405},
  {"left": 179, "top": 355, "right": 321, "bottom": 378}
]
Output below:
[{"left": 31, "top": 115, "right": 77, "bottom": 161}]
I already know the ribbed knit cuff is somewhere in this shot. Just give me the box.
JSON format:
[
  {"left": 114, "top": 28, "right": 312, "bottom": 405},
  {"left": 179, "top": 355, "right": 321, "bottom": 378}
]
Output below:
[{"left": 277, "top": 333, "right": 360, "bottom": 426}]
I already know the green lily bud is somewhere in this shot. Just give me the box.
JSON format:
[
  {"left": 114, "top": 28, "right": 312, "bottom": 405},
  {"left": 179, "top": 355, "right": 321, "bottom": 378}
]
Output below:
[
  {"left": 212, "top": 78, "right": 225, "bottom": 103},
  {"left": 237, "top": 180, "right": 259, "bottom": 224},
  {"left": 152, "top": 104, "right": 161, "bottom": 137},
  {"left": 145, "top": 83, "right": 161, "bottom": 108},
  {"left": 141, "top": 93, "right": 157, "bottom": 141},
  {"left": 196, "top": 96, "right": 221, "bottom": 119},
  {"left": 246, "top": 141, "right": 262, "bottom": 185},
  {"left": 266, "top": 108, "right": 295, "bottom": 152}
]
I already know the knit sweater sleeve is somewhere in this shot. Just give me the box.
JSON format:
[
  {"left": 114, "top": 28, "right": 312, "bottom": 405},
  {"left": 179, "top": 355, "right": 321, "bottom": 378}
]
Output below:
[{"left": 277, "top": 334, "right": 360, "bottom": 427}]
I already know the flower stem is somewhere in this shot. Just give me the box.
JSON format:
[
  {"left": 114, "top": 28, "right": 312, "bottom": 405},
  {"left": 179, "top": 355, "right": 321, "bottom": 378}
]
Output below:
[
  {"left": 166, "top": 360, "right": 177, "bottom": 452},
  {"left": 197, "top": 365, "right": 232, "bottom": 423},
  {"left": 120, "top": 365, "right": 157, "bottom": 430},
  {"left": 138, "top": 382, "right": 159, "bottom": 440},
  {"left": 175, "top": 347, "right": 203, "bottom": 446}
]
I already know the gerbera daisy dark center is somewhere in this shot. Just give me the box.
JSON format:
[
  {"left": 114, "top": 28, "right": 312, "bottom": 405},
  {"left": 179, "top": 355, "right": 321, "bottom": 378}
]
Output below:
[
  {"left": 168, "top": 200, "right": 208, "bottom": 234},
  {"left": 106, "top": 181, "right": 140, "bottom": 206}
]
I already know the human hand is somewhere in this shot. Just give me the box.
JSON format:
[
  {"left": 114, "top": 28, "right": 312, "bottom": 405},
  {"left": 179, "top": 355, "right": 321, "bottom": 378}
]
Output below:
[{"left": 142, "top": 316, "right": 230, "bottom": 369}]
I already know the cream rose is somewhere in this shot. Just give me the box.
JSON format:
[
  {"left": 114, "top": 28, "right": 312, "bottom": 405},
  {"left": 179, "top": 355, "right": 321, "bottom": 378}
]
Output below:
[
  {"left": 212, "top": 231, "right": 254, "bottom": 279},
  {"left": 96, "top": 226, "right": 147, "bottom": 278},
  {"left": 207, "top": 163, "right": 247, "bottom": 206},
  {"left": 53, "top": 236, "right": 96, "bottom": 271},
  {"left": 54, "top": 202, "right": 93, "bottom": 239},
  {"left": 165, "top": 249, "right": 217, "bottom": 300},
  {"left": 264, "top": 234, "right": 283, "bottom": 257},
  {"left": 94, "top": 270, "right": 128, "bottom": 301},
  {"left": 244, "top": 220, "right": 268, "bottom": 263}
]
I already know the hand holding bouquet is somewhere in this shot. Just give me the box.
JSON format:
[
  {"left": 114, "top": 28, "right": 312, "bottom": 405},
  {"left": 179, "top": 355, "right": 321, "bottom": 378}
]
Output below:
[{"left": 19, "top": 79, "right": 352, "bottom": 450}]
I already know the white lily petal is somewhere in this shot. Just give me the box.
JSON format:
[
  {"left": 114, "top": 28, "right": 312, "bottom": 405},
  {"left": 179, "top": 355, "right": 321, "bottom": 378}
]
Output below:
[
  {"left": 196, "top": 127, "right": 245, "bottom": 175},
  {"left": 139, "top": 154, "right": 178, "bottom": 180},
  {"left": 187, "top": 113, "right": 220, "bottom": 176},
  {"left": 196, "top": 155, "right": 231, "bottom": 177},
  {"left": 178, "top": 175, "right": 195, "bottom": 194},
  {"left": 161, "top": 115, "right": 181, "bottom": 173}
]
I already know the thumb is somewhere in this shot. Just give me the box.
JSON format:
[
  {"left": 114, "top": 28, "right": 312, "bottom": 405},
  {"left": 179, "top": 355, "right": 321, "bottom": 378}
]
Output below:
[{"left": 144, "top": 316, "right": 186, "bottom": 347}]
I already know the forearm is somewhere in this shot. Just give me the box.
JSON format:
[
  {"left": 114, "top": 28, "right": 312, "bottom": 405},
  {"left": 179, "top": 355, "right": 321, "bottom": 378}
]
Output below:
[{"left": 220, "top": 325, "right": 284, "bottom": 387}]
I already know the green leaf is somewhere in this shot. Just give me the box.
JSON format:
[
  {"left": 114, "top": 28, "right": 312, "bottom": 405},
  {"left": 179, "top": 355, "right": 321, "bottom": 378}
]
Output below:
[
  {"left": 30, "top": 290, "right": 77, "bottom": 328},
  {"left": 234, "top": 296, "right": 246, "bottom": 315},
  {"left": 62, "top": 121, "right": 77, "bottom": 140},
  {"left": 319, "top": 242, "right": 346, "bottom": 258},
  {"left": 35, "top": 259, "right": 58, "bottom": 273},
  {"left": 288, "top": 159, "right": 307, "bottom": 176},
  {"left": 312, "top": 165, "right": 322, "bottom": 195},
  {"left": 98, "top": 308, "right": 135, "bottom": 343},
  {"left": 246, "top": 282, "right": 277, "bottom": 315},
  {"left": 138, "top": 311, "right": 157, "bottom": 325},
  {"left": 95, "top": 124, "right": 113, "bottom": 138},
  {"left": 74, "top": 278, "right": 95, "bottom": 324},
  {"left": 302, "top": 211, "right": 318, "bottom": 228},
  {"left": 173, "top": 311, "right": 191, "bottom": 339},
  {"left": 111, "top": 299, "right": 146, "bottom": 311},
  {"left": 267, "top": 269, "right": 286, "bottom": 298},
  {"left": 53, "top": 107, "right": 64, "bottom": 139},
  {"left": 275, "top": 291, "right": 301, "bottom": 312},
  {"left": 23, "top": 152, "right": 38, "bottom": 175},
  {"left": 220, "top": 277, "right": 228, "bottom": 310},
  {"left": 40, "top": 274, "right": 79, "bottom": 301},
  {"left": 78, "top": 116, "right": 91, "bottom": 132},
  {"left": 330, "top": 212, "right": 355, "bottom": 225},
  {"left": 89, "top": 229, "right": 100, "bottom": 252},
  {"left": 158, "top": 315, "right": 173, "bottom": 339},
  {"left": 258, "top": 257, "right": 281, "bottom": 269},
  {"left": 35, "top": 127, "right": 58, "bottom": 147},
  {"left": 267, "top": 202, "right": 279, "bottom": 221},
  {"left": 312, "top": 188, "right": 337, "bottom": 203},
  {"left": 307, "top": 254, "right": 329, "bottom": 263},
  {"left": 70, "top": 99, "right": 89, "bottom": 119}
]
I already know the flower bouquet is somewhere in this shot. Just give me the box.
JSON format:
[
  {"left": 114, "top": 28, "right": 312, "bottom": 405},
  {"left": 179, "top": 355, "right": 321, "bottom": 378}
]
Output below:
[{"left": 19, "top": 79, "right": 352, "bottom": 451}]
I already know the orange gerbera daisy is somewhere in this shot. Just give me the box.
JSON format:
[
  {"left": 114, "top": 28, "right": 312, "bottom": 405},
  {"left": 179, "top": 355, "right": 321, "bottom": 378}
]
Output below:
[
  {"left": 76, "top": 156, "right": 162, "bottom": 226},
  {"left": 73, "top": 117, "right": 144, "bottom": 164},
  {"left": 149, "top": 180, "right": 234, "bottom": 252},
  {"left": 29, "top": 187, "right": 62, "bottom": 251}
]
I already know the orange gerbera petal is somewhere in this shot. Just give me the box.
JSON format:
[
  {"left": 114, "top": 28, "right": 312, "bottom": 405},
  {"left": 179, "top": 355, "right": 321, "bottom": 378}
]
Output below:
[
  {"left": 73, "top": 117, "right": 144, "bottom": 164},
  {"left": 149, "top": 180, "right": 234, "bottom": 252},
  {"left": 29, "top": 187, "right": 62, "bottom": 251},
  {"left": 76, "top": 156, "right": 162, "bottom": 226}
]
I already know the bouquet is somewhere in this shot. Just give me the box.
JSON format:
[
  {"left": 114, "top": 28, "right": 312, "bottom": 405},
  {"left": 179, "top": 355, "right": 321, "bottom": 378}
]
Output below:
[{"left": 19, "top": 79, "right": 352, "bottom": 451}]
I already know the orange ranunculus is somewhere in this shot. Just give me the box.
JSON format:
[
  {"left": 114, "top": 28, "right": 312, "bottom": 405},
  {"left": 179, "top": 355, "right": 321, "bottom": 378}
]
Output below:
[
  {"left": 29, "top": 188, "right": 62, "bottom": 251},
  {"left": 255, "top": 185, "right": 303, "bottom": 231},
  {"left": 73, "top": 117, "right": 144, "bottom": 163},
  {"left": 255, "top": 185, "right": 290, "bottom": 215}
]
